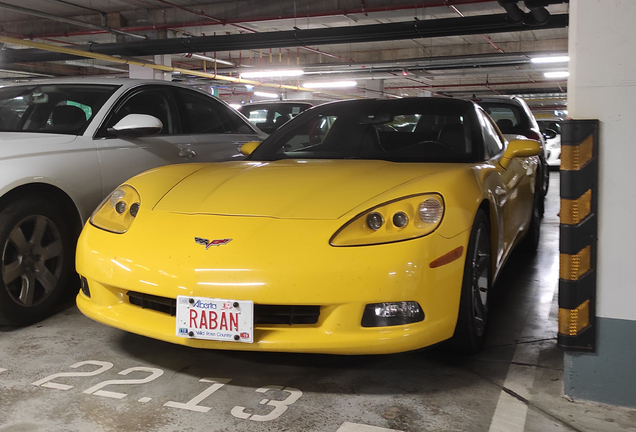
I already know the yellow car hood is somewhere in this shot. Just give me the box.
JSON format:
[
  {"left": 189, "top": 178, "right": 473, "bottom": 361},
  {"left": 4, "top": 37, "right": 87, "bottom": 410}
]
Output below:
[{"left": 153, "top": 160, "right": 450, "bottom": 220}]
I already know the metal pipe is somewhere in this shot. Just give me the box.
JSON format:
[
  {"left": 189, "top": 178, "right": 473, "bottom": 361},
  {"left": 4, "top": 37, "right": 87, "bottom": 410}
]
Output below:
[
  {"left": 175, "top": 53, "right": 235, "bottom": 67},
  {"left": 385, "top": 79, "right": 567, "bottom": 89},
  {"left": 0, "top": 35, "right": 363, "bottom": 99},
  {"left": 0, "top": 13, "right": 569, "bottom": 64},
  {"left": 525, "top": 1, "right": 551, "bottom": 25},
  {"left": 497, "top": 0, "right": 526, "bottom": 23},
  {"left": 0, "top": 1, "right": 146, "bottom": 40},
  {"left": 447, "top": 4, "right": 505, "bottom": 53},
  {"left": 29, "top": 0, "right": 497, "bottom": 39},
  {"left": 49, "top": 0, "right": 107, "bottom": 17},
  {"left": 151, "top": 0, "right": 352, "bottom": 62}
]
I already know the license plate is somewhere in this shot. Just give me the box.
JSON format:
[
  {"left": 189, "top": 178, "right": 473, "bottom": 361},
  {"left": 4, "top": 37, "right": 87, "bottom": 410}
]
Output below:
[{"left": 175, "top": 296, "right": 254, "bottom": 343}]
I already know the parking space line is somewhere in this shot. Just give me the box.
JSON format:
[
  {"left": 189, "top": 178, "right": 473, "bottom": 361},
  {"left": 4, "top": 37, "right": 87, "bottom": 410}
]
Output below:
[
  {"left": 488, "top": 278, "right": 557, "bottom": 432},
  {"left": 337, "top": 422, "right": 404, "bottom": 432},
  {"left": 0, "top": 368, "right": 6, "bottom": 373}
]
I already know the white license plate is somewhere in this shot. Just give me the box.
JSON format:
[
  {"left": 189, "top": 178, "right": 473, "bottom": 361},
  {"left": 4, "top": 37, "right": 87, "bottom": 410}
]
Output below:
[{"left": 175, "top": 296, "right": 254, "bottom": 343}]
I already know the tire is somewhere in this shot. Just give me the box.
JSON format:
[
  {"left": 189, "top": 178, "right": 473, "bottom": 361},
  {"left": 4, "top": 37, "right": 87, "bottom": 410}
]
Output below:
[
  {"left": 451, "top": 209, "right": 491, "bottom": 354},
  {"left": 540, "top": 153, "right": 550, "bottom": 197},
  {"left": 537, "top": 155, "right": 547, "bottom": 217},
  {"left": 0, "top": 197, "right": 75, "bottom": 326},
  {"left": 520, "top": 179, "right": 542, "bottom": 254}
]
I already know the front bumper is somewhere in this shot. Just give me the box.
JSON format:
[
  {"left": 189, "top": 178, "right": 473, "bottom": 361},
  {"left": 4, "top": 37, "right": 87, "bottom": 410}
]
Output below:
[{"left": 76, "top": 211, "right": 470, "bottom": 355}]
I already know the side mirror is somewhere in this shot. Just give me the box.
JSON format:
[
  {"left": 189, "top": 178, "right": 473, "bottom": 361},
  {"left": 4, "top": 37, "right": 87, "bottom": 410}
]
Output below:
[
  {"left": 500, "top": 139, "right": 543, "bottom": 169},
  {"left": 240, "top": 141, "right": 261, "bottom": 156},
  {"left": 107, "top": 114, "right": 163, "bottom": 137}
]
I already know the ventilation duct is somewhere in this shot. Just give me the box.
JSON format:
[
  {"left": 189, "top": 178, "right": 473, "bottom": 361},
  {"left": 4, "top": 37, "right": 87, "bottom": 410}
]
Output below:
[{"left": 498, "top": 0, "right": 560, "bottom": 25}]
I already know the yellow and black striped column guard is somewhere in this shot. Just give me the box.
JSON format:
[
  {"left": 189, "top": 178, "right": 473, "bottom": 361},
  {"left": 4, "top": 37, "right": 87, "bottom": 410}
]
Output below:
[{"left": 558, "top": 120, "right": 598, "bottom": 351}]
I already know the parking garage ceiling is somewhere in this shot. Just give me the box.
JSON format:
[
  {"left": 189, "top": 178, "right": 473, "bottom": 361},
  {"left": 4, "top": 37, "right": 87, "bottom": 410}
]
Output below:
[{"left": 0, "top": 0, "right": 569, "bottom": 108}]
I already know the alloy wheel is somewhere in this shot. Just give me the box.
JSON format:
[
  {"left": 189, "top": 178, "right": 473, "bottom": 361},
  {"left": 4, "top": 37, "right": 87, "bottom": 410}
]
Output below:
[
  {"left": 2, "top": 215, "right": 64, "bottom": 307},
  {"left": 471, "top": 224, "right": 490, "bottom": 337}
]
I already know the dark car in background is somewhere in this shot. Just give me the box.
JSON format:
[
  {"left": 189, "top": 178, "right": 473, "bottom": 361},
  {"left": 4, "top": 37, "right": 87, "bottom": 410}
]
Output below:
[
  {"left": 473, "top": 96, "right": 549, "bottom": 206},
  {"left": 239, "top": 100, "right": 329, "bottom": 134}
]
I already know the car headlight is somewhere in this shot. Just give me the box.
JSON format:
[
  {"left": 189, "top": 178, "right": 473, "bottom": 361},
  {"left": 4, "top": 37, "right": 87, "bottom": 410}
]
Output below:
[
  {"left": 330, "top": 194, "right": 444, "bottom": 246},
  {"left": 90, "top": 185, "right": 141, "bottom": 234}
]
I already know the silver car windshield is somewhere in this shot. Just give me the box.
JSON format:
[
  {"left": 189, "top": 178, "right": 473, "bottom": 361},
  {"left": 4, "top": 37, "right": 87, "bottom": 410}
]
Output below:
[{"left": 0, "top": 84, "right": 119, "bottom": 135}]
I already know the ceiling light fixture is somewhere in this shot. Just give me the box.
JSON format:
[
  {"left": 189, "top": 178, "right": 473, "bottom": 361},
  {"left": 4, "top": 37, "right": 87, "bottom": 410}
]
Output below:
[
  {"left": 241, "top": 70, "right": 304, "bottom": 79},
  {"left": 253, "top": 91, "right": 279, "bottom": 98},
  {"left": 531, "top": 56, "right": 570, "bottom": 64},
  {"left": 544, "top": 71, "right": 570, "bottom": 78},
  {"left": 303, "top": 81, "right": 357, "bottom": 89}
]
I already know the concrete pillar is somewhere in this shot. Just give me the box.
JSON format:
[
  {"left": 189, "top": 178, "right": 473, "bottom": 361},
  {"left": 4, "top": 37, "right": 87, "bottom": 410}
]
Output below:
[
  {"left": 128, "top": 63, "right": 153, "bottom": 80},
  {"left": 365, "top": 79, "right": 385, "bottom": 98},
  {"left": 128, "top": 55, "right": 172, "bottom": 81},
  {"left": 564, "top": 0, "right": 636, "bottom": 408}
]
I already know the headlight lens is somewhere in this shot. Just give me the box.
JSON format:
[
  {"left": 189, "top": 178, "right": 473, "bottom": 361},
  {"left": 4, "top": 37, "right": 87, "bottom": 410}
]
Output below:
[
  {"left": 419, "top": 198, "right": 443, "bottom": 223},
  {"left": 90, "top": 185, "right": 141, "bottom": 234},
  {"left": 366, "top": 212, "right": 384, "bottom": 231},
  {"left": 330, "top": 194, "right": 444, "bottom": 246}
]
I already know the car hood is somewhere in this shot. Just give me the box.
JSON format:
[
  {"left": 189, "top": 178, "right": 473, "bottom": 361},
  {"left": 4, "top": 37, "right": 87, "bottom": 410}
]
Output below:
[
  {"left": 0, "top": 133, "right": 77, "bottom": 158},
  {"left": 153, "top": 160, "right": 450, "bottom": 220}
]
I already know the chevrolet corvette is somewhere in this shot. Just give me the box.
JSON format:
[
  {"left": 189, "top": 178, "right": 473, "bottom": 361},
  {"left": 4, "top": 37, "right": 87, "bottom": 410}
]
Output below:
[{"left": 76, "top": 97, "right": 542, "bottom": 354}]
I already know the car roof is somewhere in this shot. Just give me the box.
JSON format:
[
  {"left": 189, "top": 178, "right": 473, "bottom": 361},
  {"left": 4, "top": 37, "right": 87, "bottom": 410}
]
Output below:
[
  {"left": 470, "top": 95, "right": 529, "bottom": 107},
  {"left": 240, "top": 99, "right": 332, "bottom": 107},
  {"left": 307, "top": 96, "right": 480, "bottom": 110}
]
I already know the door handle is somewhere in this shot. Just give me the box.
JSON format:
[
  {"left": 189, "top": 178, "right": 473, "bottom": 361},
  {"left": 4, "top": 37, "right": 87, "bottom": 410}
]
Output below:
[{"left": 179, "top": 149, "right": 197, "bottom": 158}]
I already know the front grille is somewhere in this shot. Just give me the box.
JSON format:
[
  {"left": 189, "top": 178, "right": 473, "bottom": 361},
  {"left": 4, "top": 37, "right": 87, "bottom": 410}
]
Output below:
[
  {"left": 126, "top": 291, "right": 320, "bottom": 325},
  {"left": 254, "top": 305, "right": 320, "bottom": 325},
  {"left": 128, "top": 291, "right": 177, "bottom": 316}
]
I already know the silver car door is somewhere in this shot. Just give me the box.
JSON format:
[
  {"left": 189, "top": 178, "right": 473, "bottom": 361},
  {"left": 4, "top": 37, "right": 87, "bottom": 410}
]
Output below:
[
  {"left": 93, "top": 86, "right": 197, "bottom": 195},
  {"left": 174, "top": 87, "right": 264, "bottom": 162}
]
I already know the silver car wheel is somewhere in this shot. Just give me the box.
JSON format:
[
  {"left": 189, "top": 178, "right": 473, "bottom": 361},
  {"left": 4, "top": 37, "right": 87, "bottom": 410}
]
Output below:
[{"left": 2, "top": 214, "right": 64, "bottom": 307}]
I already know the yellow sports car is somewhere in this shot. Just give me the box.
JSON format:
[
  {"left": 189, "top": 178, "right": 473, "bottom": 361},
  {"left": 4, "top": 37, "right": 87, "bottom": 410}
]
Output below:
[{"left": 76, "top": 98, "right": 542, "bottom": 355}]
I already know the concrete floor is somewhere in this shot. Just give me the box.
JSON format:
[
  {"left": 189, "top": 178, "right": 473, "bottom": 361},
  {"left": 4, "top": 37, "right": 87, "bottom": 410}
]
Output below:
[{"left": 1, "top": 172, "right": 635, "bottom": 432}]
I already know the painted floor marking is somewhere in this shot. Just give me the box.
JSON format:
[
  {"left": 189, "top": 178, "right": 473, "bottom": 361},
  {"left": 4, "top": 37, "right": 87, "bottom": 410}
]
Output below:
[
  {"left": 337, "top": 422, "right": 404, "bottom": 432},
  {"left": 138, "top": 397, "right": 152, "bottom": 403},
  {"left": 488, "top": 282, "right": 557, "bottom": 432},
  {"left": 0, "top": 368, "right": 6, "bottom": 373}
]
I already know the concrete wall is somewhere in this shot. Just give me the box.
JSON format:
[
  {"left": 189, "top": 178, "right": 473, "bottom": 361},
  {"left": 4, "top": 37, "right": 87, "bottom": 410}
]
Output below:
[{"left": 565, "top": 0, "right": 636, "bottom": 407}]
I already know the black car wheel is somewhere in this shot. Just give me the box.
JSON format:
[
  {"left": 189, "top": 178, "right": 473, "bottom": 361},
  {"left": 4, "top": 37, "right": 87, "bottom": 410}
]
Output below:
[
  {"left": 451, "top": 209, "right": 491, "bottom": 354},
  {"left": 0, "top": 197, "right": 75, "bottom": 326},
  {"left": 520, "top": 177, "right": 542, "bottom": 253}
]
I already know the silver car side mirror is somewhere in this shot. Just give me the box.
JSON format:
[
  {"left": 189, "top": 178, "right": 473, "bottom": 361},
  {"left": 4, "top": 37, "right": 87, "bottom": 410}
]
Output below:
[{"left": 108, "top": 114, "right": 163, "bottom": 137}]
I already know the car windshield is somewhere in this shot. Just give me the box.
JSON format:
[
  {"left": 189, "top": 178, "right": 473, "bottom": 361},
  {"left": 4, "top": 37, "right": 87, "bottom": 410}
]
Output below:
[
  {"left": 250, "top": 98, "right": 481, "bottom": 163},
  {"left": 0, "top": 84, "right": 119, "bottom": 135}
]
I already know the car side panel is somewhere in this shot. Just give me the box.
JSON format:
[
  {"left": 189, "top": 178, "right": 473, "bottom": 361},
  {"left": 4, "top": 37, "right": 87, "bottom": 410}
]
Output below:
[{"left": 0, "top": 136, "right": 101, "bottom": 223}]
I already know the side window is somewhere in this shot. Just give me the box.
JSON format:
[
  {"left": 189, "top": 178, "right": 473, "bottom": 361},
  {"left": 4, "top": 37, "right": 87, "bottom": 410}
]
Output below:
[
  {"left": 479, "top": 111, "right": 504, "bottom": 158},
  {"left": 178, "top": 89, "right": 251, "bottom": 134},
  {"left": 104, "top": 88, "right": 178, "bottom": 135},
  {"left": 0, "top": 96, "right": 29, "bottom": 130},
  {"left": 244, "top": 108, "right": 269, "bottom": 125},
  {"left": 277, "top": 114, "right": 338, "bottom": 152}
]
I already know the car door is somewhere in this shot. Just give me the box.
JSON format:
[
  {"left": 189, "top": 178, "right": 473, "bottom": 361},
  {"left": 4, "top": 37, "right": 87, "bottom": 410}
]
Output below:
[
  {"left": 174, "top": 87, "right": 264, "bottom": 161},
  {"left": 479, "top": 111, "right": 534, "bottom": 264},
  {"left": 93, "top": 85, "right": 197, "bottom": 195}
]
